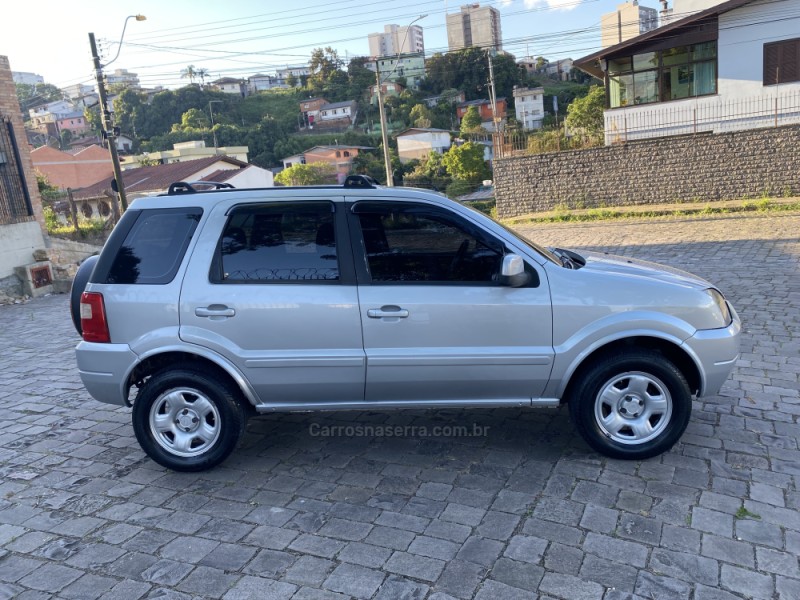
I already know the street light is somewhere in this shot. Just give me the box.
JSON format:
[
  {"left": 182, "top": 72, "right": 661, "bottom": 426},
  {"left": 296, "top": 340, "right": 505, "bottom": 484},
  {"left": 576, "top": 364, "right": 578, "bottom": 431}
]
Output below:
[
  {"left": 208, "top": 100, "right": 223, "bottom": 154},
  {"left": 375, "top": 14, "right": 426, "bottom": 187},
  {"left": 88, "top": 14, "right": 146, "bottom": 216}
]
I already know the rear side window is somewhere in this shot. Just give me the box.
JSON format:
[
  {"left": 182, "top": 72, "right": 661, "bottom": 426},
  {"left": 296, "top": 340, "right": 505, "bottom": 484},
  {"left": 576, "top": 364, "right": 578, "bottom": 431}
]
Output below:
[
  {"left": 213, "top": 202, "right": 339, "bottom": 283},
  {"left": 106, "top": 208, "right": 202, "bottom": 284}
]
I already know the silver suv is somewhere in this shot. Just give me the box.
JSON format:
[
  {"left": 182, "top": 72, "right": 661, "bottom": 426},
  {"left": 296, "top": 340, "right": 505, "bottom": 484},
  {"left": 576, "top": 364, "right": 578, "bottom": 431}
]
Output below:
[{"left": 73, "top": 177, "right": 740, "bottom": 471}]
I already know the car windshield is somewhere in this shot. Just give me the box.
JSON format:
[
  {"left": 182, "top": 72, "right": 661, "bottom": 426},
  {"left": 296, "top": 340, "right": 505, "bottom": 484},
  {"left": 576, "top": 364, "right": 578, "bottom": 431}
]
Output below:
[{"left": 462, "top": 204, "right": 562, "bottom": 265}]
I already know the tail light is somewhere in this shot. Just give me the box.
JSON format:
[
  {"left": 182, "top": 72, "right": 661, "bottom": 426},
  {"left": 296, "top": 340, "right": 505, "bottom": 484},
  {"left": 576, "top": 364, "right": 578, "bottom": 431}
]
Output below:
[{"left": 80, "top": 292, "right": 110, "bottom": 343}]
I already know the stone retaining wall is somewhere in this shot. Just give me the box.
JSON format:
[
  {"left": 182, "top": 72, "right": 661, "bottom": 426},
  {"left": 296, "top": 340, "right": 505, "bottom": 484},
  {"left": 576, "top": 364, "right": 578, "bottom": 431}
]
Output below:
[{"left": 493, "top": 125, "right": 800, "bottom": 219}]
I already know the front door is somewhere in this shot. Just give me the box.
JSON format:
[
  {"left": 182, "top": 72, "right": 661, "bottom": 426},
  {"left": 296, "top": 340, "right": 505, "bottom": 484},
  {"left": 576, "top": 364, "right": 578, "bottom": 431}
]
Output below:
[{"left": 349, "top": 200, "right": 554, "bottom": 404}]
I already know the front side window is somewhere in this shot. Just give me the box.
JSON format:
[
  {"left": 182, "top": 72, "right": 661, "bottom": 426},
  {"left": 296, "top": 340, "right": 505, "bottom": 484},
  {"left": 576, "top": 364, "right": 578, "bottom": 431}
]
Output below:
[
  {"left": 353, "top": 202, "right": 503, "bottom": 284},
  {"left": 214, "top": 202, "right": 338, "bottom": 283}
]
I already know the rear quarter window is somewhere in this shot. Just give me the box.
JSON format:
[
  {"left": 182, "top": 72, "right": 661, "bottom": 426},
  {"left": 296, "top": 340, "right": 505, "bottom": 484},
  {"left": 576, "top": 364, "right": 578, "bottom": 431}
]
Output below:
[{"left": 105, "top": 208, "right": 202, "bottom": 284}]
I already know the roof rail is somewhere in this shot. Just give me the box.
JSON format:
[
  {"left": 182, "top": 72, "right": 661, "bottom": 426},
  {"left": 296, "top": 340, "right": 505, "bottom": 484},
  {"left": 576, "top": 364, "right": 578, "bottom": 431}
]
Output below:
[
  {"left": 167, "top": 181, "right": 235, "bottom": 195},
  {"left": 343, "top": 175, "right": 378, "bottom": 189}
]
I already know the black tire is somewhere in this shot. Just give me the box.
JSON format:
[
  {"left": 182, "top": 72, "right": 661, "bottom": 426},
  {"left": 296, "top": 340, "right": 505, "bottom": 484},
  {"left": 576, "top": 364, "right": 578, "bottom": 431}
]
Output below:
[
  {"left": 567, "top": 350, "right": 692, "bottom": 460},
  {"left": 132, "top": 367, "right": 246, "bottom": 472},
  {"left": 70, "top": 255, "right": 99, "bottom": 335}
]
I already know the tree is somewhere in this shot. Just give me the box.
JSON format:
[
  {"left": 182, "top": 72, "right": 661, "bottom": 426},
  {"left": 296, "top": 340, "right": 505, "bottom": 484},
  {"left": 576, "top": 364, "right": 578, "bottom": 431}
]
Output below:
[
  {"left": 409, "top": 104, "right": 433, "bottom": 128},
  {"left": 460, "top": 106, "right": 482, "bottom": 134},
  {"left": 442, "top": 142, "right": 490, "bottom": 182},
  {"left": 565, "top": 85, "right": 605, "bottom": 138},
  {"left": 181, "top": 65, "right": 197, "bottom": 85},
  {"left": 197, "top": 68, "right": 209, "bottom": 87},
  {"left": 172, "top": 108, "right": 210, "bottom": 131},
  {"left": 535, "top": 56, "right": 549, "bottom": 70},
  {"left": 422, "top": 48, "right": 524, "bottom": 102},
  {"left": 275, "top": 162, "right": 337, "bottom": 186},
  {"left": 16, "top": 83, "right": 64, "bottom": 115},
  {"left": 59, "top": 129, "right": 73, "bottom": 149},
  {"left": 285, "top": 73, "right": 298, "bottom": 88},
  {"left": 84, "top": 104, "right": 103, "bottom": 136}
]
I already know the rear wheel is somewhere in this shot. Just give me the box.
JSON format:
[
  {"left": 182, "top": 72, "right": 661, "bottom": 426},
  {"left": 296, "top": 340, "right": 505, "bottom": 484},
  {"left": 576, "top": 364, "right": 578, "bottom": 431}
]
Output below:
[
  {"left": 132, "top": 368, "right": 246, "bottom": 471},
  {"left": 567, "top": 351, "right": 692, "bottom": 460}
]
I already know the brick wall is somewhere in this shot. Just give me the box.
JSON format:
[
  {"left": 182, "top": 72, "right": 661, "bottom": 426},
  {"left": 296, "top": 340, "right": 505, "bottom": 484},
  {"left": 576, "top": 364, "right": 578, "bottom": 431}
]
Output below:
[
  {"left": 493, "top": 126, "right": 800, "bottom": 219},
  {"left": 0, "top": 55, "right": 46, "bottom": 232}
]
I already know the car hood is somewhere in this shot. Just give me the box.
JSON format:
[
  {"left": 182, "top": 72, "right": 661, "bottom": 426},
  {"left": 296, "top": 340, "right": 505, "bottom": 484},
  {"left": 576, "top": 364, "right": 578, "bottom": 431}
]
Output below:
[{"left": 568, "top": 249, "right": 713, "bottom": 290}]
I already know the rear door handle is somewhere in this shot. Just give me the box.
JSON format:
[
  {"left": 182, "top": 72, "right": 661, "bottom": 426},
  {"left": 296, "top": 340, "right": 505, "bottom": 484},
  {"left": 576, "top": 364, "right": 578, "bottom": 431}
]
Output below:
[
  {"left": 367, "top": 306, "right": 409, "bottom": 319},
  {"left": 195, "top": 305, "right": 236, "bottom": 318}
]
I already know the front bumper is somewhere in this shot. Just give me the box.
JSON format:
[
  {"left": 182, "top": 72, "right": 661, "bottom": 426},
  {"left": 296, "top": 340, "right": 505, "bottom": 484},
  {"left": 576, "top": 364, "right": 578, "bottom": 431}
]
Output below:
[
  {"left": 76, "top": 341, "right": 138, "bottom": 406},
  {"left": 683, "top": 302, "right": 741, "bottom": 397}
]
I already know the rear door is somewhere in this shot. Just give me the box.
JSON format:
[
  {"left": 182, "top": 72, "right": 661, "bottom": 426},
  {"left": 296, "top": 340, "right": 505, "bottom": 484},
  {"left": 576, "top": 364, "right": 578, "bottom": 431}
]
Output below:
[
  {"left": 349, "top": 200, "right": 554, "bottom": 404},
  {"left": 179, "top": 196, "right": 365, "bottom": 407}
]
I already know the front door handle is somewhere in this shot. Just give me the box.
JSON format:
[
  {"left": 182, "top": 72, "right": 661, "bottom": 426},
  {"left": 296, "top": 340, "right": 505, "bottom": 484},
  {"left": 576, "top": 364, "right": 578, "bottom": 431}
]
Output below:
[
  {"left": 367, "top": 305, "right": 409, "bottom": 319},
  {"left": 195, "top": 305, "right": 236, "bottom": 318}
]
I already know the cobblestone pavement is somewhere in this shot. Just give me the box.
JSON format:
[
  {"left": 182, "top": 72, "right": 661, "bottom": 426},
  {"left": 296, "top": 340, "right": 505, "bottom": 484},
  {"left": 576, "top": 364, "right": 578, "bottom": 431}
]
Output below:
[{"left": 0, "top": 212, "right": 798, "bottom": 600}]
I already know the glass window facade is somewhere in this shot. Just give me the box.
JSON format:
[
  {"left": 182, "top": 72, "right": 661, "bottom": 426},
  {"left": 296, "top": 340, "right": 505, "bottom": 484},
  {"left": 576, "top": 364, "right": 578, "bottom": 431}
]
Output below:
[{"left": 608, "top": 41, "right": 717, "bottom": 107}]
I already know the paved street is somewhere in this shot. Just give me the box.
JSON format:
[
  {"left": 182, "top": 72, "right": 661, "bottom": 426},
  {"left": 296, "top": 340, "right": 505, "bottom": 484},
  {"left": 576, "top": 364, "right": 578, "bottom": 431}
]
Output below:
[{"left": 0, "top": 211, "right": 798, "bottom": 600}]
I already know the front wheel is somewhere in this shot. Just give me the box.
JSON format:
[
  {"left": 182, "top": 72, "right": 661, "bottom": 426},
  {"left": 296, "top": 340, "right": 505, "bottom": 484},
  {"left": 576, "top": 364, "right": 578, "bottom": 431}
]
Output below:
[
  {"left": 567, "top": 351, "right": 692, "bottom": 460},
  {"left": 132, "top": 368, "right": 246, "bottom": 471}
]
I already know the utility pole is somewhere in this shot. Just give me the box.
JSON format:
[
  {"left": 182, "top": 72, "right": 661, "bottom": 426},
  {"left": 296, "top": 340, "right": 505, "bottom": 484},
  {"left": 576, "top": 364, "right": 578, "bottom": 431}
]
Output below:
[
  {"left": 209, "top": 100, "right": 222, "bottom": 154},
  {"left": 89, "top": 32, "right": 127, "bottom": 215},
  {"left": 375, "top": 61, "right": 393, "bottom": 187},
  {"left": 487, "top": 50, "right": 502, "bottom": 157}
]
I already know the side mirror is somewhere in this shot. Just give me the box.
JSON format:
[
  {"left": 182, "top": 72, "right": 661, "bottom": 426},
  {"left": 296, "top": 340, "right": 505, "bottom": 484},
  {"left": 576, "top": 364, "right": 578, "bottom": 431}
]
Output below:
[{"left": 501, "top": 254, "right": 530, "bottom": 287}]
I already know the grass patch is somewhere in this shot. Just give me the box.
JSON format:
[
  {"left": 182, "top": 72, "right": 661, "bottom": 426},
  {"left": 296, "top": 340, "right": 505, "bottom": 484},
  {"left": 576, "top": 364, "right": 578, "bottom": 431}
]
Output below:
[
  {"left": 735, "top": 506, "right": 761, "bottom": 520},
  {"left": 505, "top": 199, "right": 800, "bottom": 226}
]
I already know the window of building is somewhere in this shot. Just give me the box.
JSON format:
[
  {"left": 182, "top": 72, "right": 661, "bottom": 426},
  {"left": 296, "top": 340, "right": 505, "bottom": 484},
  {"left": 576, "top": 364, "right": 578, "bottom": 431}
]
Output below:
[
  {"left": 764, "top": 38, "right": 800, "bottom": 85},
  {"left": 608, "top": 41, "right": 717, "bottom": 107}
]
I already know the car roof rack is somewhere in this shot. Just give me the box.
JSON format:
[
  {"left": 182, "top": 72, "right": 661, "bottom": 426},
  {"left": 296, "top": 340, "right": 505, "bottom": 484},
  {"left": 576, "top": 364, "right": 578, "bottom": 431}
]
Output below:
[
  {"left": 167, "top": 181, "right": 235, "bottom": 195},
  {"left": 343, "top": 175, "right": 378, "bottom": 189}
]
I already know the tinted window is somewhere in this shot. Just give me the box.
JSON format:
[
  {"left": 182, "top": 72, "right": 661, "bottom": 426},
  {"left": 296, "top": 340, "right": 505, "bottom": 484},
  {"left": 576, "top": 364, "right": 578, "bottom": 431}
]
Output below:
[
  {"left": 354, "top": 203, "right": 503, "bottom": 284},
  {"left": 217, "top": 202, "right": 338, "bottom": 282},
  {"left": 106, "top": 208, "right": 201, "bottom": 284}
]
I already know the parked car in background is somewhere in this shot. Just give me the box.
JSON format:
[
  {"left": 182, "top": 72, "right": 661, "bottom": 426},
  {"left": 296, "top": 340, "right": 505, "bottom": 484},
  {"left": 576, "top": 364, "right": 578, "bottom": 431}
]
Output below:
[{"left": 72, "top": 176, "right": 740, "bottom": 471}]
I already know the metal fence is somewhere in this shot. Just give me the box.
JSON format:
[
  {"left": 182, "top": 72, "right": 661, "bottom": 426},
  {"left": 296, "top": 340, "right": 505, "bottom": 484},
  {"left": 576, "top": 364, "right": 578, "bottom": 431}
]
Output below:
[
  {"left": 490, "top": 91, "right": 800, "bottom": 158},
  {"left": 0, "top": 116, "right": 34, "bottom": 225},
  {"left": 604, "top": 91, "right": 800, "bottom": 144}
]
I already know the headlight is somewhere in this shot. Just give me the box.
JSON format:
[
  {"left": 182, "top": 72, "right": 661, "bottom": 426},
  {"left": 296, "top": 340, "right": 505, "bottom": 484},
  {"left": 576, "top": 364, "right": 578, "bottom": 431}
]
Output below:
[{"left": 705, "top": 288, "right": 732, "bottom": 327}]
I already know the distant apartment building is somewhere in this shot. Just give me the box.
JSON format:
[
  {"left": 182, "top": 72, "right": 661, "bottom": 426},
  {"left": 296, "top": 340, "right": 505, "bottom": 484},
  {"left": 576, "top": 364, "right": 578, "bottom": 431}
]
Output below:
[
  {"left": 513, "top": 86, "right": 545, "bottom": 130},
  {"left": 11, "top": 71, "right": 44, "bottom": 85},
  {"left": 62, "top": 83, "right": 94, "bottom": 99},
  {"left": 368, "top": 24, "right": 425, "bottom": 57},
  {"left": 105, "top": 68, "right": 140, "bottom": 89},
  {"left": 277, "top": 66, "right": 311, "bottom": 87},
  {"left": 601, "top": 1, "right": 659, "bottom": 48},
  {"left": 446, "top": 4, "right": 502, "bottom": 52},
  {"left": 365, "top": 53, "right": 426, "bottom": 89},
  {"left": 248, "top": 74, "right": 279, "bottom": 93}
]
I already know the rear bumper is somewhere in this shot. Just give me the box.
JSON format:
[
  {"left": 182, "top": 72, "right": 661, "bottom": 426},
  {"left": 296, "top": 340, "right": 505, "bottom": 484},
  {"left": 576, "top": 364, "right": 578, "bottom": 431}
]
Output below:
[
  {"left": 684, "top": 302, "right": 741, "bottom": 397},
  {"left": 76, "top": 342, "right": 138, "bottom": 406}
]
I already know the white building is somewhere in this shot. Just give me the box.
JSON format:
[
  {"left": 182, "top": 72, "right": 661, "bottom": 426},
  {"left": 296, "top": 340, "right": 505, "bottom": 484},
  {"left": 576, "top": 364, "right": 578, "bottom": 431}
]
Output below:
[
  {"left": 576, "top": 0, "right": 800, "bottom": 144},
  {"left": 365, "top": 53, "right": 426, "bottom": 89},
  {"left": 248, "top": 74, "right": 279, "bottom": 93},
  {"left": 513, "top": 86, "right": 545, "bottom": 130},
  {"left": 105, "top": 68, "right": 140, "bottom": 88},
  {"left": 62, "top": 83, "right": 94, "bottom": 99},
  {"left": 12, "top": 71, "right": 44, "bottom": 85},
  {"left": 368, "top": 24, "right": 425, "bottom": 58},
  {"left": 396, "top": 128, "right": 452, "bottom": 163},
  {"left": 212, "top": 77, "right": 246, "bottom": 96},
  {"left": 277, "top": 66, "right": 311, "bottom": 87},
  {"left": 318, "top": 101, "right": 357, "bottom": 123}
]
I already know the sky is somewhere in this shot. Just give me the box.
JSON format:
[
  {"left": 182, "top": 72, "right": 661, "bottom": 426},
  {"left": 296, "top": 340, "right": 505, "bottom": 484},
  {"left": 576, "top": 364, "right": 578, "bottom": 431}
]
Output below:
[{"left": 2, "top": 0, "right": 661, "bottom": 91}]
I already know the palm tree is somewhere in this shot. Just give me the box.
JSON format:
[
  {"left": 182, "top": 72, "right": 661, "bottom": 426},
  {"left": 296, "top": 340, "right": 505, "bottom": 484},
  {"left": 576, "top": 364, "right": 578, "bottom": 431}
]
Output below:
[
  {"left": 197, "top": 68, "right": 209, "bottom": 88},
  {"left": 180, "top": 65, "right": 197, "bottom": 85}
]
